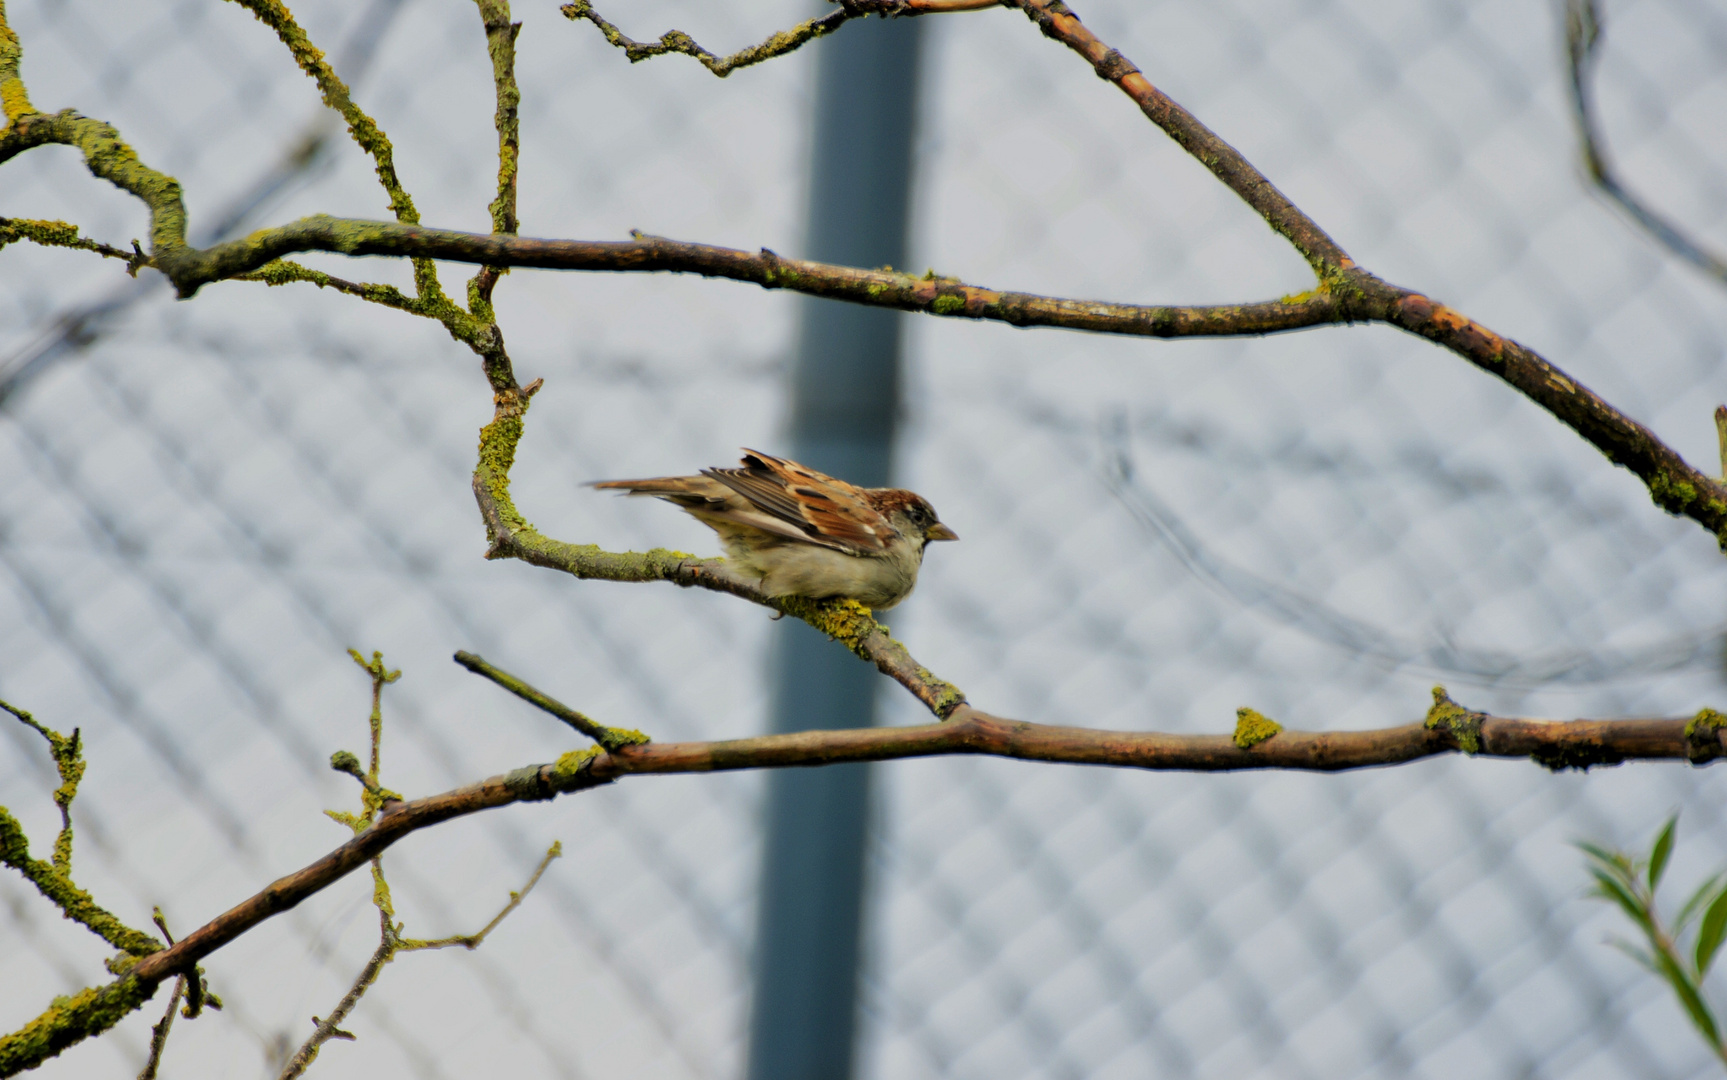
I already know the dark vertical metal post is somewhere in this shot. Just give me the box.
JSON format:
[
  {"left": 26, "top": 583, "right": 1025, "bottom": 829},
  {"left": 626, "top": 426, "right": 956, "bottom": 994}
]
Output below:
[{"left": 746, "top": 14, "right": 924, "bottom": 1080}]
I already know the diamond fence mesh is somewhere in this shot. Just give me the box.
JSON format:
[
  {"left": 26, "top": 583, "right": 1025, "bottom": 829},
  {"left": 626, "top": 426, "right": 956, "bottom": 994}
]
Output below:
[{"left": 3, "top": 0, "right": 1727, "bottom": 1077}]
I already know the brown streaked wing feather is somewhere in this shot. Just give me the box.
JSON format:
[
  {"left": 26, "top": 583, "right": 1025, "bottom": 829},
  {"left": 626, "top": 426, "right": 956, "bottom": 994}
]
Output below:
[
  {"left": 700, "top": 467, "right": 805, "bottom": 524},
  {"left": 750, "top": 451, "right": 893, "bottom": 550},
  {"left": 590, "top": 474, "right": 731, "bottom": 508},
  {"left": 707, "top": 450, "right": 891, "bottom": 553}
]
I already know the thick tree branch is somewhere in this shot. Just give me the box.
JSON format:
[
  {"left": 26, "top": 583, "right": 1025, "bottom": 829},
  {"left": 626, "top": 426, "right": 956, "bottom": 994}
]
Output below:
[
  {"left": 6, "top": 3, "right": 1724, "bottom": 545},
  {"left": 117, "top": 696, "right": 1727, "bottom": 998},
  {"left": 9, "top": 678, "right": 1723, "bottom": 1074}
]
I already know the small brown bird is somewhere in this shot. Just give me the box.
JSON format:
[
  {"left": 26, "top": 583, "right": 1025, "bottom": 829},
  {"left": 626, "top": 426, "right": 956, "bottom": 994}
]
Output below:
[{"left": 593, "top": 449, "right": 958, "bottom": 610}]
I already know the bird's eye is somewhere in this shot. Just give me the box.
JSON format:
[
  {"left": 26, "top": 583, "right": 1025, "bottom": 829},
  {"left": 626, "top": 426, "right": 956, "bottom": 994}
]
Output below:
[{"left": 907, "top": 505, "right": 927, "bottom": 524}]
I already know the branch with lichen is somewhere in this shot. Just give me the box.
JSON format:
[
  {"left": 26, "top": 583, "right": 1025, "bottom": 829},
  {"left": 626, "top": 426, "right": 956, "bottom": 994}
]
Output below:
[
  {"left": 0, "top": 701, "right": 163, "bottom": 958},
  {"left": 5, "top": 0, "right": 1727, "bottom": 546},
  {"left": 559, "top": 0, "right": 1002, "bottom": 80},
  {"left": 7, "top": 659, "right": 1723, "bottom": 1076},
  {"left": 0, "top": 217, "right": 147, "bottom": 272},
  {"left": 561, "top": 0, "right": 853, "bottom": 77},
  {"left": 468, "top": 0, "right": 522, "bottom": 314},
  {"left": 56, "top": 205, "right": 1716, "bottom": 548}
]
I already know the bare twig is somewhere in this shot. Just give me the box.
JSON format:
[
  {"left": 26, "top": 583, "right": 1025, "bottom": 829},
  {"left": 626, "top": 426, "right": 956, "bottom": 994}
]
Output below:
[
  {"left": 135, "top": 975, "right": 185, "bottom": 1080},
  {"left": 277, "top": 840, "right": 559, "bottom": 1077},
  {"left": 116, "top": 693, "right": 1727, "bottom": 995},
  {"left": 275, "top": 913, "right": 391, "bottom": 1080},
  {"left": 561, "top": 0, "right": 1001, "bottom": 80},
  {"left": 453, "top": 652, "right": 649, "bottom": 751},
  {"left": 562, "top": 0, "right": 854, "bottom": 77},
  {"left": 398, "top": 841, "right": 562, "bottom": 951},
  {"left": 1003, "top": 0, "right": 1349, "bottom": 275},
  {"left": 1563, "top": 0, "right": 1727, "bottom": 288}
]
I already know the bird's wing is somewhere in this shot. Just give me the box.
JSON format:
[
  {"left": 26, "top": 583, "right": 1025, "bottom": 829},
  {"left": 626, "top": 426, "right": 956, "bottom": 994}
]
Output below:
[
  {"left": 590, "top": 469, "right": 855, "bottom": 549},
  {"left": 701, "top": 450, "right": 891, "bottom": 553}
]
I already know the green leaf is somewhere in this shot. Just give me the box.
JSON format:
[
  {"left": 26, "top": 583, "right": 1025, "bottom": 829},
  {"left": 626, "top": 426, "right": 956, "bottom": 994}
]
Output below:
[
  {"left": 1649, "top": 815, "right": 1678, "bottom": 892},
  {"left": 1677, "top": 873, "right": 1726, "bottom": 932},
  {"left": 1605, "top": 936, "right": 1660, "bottom": 975},
  {"left": 1696, "top": 886, "right": 1727, "bottom": 975},
  {"left": 1657, "top": 948, "right": 1721, "bottom": 1046},
  {"left": 1578, "top": 841, "right": 1637, "bottom": 879},
  {"left": 1588, "top": 869, "right": 1651, "bottom": 928}
]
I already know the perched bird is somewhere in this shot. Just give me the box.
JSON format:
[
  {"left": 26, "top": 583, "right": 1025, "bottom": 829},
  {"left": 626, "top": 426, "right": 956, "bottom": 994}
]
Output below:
[{"left": 593, "top": 449, "right": 958, "bottom": 610}]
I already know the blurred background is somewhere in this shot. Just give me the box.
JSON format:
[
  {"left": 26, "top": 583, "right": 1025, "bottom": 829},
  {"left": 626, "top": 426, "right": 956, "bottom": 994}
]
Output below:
[{"left": 5, "top": 0, "right": 1727, "bottom": 1076}]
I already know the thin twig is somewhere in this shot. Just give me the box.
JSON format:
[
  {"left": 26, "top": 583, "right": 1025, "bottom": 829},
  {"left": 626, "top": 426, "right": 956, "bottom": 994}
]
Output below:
[
  {"left": 0, "top": 217, "right": 149, "bottom": 273},
  {"left": 1563, "top": 0, "right": 1727, "bottom": 287},
  {"left": 469, "top": 0, "right": 521, "bottom": 311},
  {"left": 275, "top": 913, "right": 391, "bottom": 1080},
  {"left": 562, "top": 0, "right": 1000, "bottom": 81},
  {"left": 399, "top": 841, "right": 562, "bottom": 951},
  {"left": 135, "top": 975, "right": 185, "bottom": 1080},
  {"left": 562, "top": 1, "right": 854, "bottom": 78},
  {"left": 453, "top": 652, "right": 649, "bottom": 751}
]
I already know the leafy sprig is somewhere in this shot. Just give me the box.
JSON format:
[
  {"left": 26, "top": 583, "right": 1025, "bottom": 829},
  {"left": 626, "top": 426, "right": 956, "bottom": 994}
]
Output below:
[{"left": 1581, "top": 816, "right": 1727, "bottom": 1067}]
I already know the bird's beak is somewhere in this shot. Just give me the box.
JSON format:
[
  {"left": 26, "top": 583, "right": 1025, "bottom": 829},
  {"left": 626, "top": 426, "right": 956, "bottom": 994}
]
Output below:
[{"left": 925, "top": 522, "right": 959, "bottom": 542}]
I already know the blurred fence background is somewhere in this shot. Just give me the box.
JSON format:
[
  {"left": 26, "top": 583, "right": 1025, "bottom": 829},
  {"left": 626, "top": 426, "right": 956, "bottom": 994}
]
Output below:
[{"left": 5, "top": 0, "right": 1727, "bottom": 1076}]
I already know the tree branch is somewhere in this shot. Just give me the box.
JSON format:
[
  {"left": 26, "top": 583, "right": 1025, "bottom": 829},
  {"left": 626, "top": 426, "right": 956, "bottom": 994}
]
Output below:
[
  {"left": 561, "top": 0, "right": 852, "bottom": 78},
  {"left": 0, "top": 701, "right": 164, "bottom": 958},
  {"left": 469, "top": 0, "right": 521, "bottom": 313},
  {"left": 6, "top": 2, "right": 1725, "bottom": 548},
  {"left": 126, "top": 692, "right": 1723, "bottom": 996},
  {"left": 7, "top": 683, "right": 1721, "bottom": 1075},
  {"left": 1003, "top": 0, "right": 1351, "bottom": 275},
  {"left": 1563, "top": 0, "right": 1727, "bottom": 288},
  {"left": 0, "top": 216, "right": 147, "bottom": 271},
  {"left": 559, "top": 0, "right": 999, "bottom": 79}
]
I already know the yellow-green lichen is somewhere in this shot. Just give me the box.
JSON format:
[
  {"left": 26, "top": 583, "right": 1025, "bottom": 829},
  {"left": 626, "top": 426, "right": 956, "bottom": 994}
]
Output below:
[
  {"left": 550, "top": 746, "right": 602, "bottom": 786},
  {"left": 1424, "top": 685, "right": 1483, "bottom": 754},
  {"left": 475, "top": 413, "right": 529, "bottom": 536},
  {"left": 916, "top": 667, "right": 967, "bottom": 718},
  {"left": 777, "top": 597, "right": 881, "bottom": 658},
  {"left": 1233, "top": 707, "right": 1283, "bottom": 749},
  {"left": 1685, "top": 707, "right": 1727, "bottom": 763},
  {"left": 0, "top": 217, "right": 78, "bottom": 248},
  {"left": 1647, "top": 472, "right": 1699, "bottom": 515},
  {"left": 930, "top": 293, "right": 965, "bottom": 316},
  {"left": 595, "top": 726, "right": 651, "bottom": 752},
  {"left": 0, "top": 976, "right": 155, "bottom": 1076}
]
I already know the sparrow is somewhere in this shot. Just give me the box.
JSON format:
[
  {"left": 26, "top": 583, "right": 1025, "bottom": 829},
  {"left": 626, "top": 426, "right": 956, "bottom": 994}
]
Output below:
[{"left": 593, "top": 449, "right": 958, "bottom": 610}]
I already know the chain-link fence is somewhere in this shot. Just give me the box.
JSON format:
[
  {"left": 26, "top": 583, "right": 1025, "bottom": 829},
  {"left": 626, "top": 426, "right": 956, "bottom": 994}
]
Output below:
[{"left": 5, "top": 0, "right": 1727, "bottom": 1077}]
